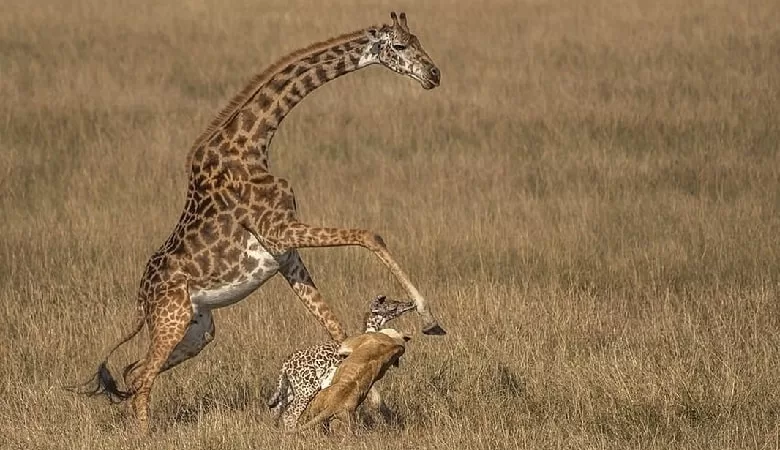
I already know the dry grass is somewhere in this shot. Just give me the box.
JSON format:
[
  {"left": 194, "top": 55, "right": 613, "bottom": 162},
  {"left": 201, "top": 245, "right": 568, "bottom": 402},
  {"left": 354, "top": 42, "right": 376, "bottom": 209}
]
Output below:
[{"left": 2, "top": 0, "right": 780, "bottom": 448}]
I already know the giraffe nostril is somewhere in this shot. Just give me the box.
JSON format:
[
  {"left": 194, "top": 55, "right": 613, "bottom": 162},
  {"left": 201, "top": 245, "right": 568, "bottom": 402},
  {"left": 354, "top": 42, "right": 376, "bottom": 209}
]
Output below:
[{"left": 429, "top": 67, "right": 440, "bottom": 84}]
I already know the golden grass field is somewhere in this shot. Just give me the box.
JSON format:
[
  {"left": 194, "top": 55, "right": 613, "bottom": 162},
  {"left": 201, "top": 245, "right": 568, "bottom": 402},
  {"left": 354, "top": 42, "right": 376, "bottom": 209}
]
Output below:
[{"left": 2, "top": 0, "right": 780, "bottom": 448}]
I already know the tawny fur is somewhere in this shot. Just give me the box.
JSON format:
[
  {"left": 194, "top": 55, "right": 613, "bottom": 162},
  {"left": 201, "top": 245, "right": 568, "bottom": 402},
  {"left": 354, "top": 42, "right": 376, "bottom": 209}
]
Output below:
[
  {"left": 268, "top": 296, "right": 414, "bottom": 430},
  {"left": 293, "top": 329, "right": 411, "bottom": 433}
]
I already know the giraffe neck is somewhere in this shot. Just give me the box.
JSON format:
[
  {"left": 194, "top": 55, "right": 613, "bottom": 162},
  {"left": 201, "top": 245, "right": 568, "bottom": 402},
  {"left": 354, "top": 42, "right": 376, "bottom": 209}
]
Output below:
[{"left": 188, "top": 29, "right": 375, "bottom": 176}]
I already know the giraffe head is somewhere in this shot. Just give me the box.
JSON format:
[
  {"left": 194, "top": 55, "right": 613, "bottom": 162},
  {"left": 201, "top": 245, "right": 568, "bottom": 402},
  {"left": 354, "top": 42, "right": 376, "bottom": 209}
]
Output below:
[
  {"left": 360, "top": 11, "right": 441, "bottom": 90},
  {"left": 364, "top": 295, "right": 416, "bottom": 332}
]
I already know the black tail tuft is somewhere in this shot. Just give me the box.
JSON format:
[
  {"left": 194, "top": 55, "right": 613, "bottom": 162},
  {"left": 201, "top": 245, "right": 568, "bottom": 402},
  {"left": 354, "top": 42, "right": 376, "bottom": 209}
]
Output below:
[{"left": 64, "top": 362, "right": 132, "bottom": 403}]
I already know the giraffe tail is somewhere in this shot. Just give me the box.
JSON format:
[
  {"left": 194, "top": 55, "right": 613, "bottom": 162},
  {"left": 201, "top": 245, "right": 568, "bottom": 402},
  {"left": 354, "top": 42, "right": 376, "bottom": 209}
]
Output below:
[{"left": 64, "top": 302, "right": 146, "bottom": 403}]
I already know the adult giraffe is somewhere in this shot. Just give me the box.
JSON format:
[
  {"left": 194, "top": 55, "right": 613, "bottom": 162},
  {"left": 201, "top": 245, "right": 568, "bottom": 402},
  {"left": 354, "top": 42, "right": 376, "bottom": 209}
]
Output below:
[{"left": 73, "top": 11, "right": 444, "bottom": 433}]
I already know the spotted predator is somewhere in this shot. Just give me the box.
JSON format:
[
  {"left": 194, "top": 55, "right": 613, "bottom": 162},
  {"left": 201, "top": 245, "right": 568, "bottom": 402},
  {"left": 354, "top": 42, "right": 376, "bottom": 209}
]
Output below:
[{"left": 268, "top": 296, "right": 414, "bottom": 430}]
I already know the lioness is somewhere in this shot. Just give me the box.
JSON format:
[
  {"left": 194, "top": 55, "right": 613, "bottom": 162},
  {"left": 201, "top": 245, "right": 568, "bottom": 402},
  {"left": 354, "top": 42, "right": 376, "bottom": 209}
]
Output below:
[{"left": 294, "top": 329, "right": 411, "bottom": 433}]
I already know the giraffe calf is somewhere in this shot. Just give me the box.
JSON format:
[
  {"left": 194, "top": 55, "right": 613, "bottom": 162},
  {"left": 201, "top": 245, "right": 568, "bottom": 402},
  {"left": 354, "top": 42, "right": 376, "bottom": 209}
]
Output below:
[{"left": 268, "top": 296, "right": 414, "bottom": 430}]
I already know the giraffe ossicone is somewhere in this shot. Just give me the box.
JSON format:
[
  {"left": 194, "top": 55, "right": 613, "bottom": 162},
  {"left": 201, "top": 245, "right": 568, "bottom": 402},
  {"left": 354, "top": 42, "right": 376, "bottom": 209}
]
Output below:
[{"left": 69, "top": 11, "right": 444, "bottom": 434}]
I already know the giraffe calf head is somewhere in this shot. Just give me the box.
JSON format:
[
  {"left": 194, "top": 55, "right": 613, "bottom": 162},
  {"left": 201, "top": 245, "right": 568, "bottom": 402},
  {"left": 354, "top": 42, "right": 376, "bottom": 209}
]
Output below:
[
  {"left": 367, "top": 295, "right": 416, "bottom": 329},
  {"left": 362, "top": 11, "right": 441, "bottom": 90}
]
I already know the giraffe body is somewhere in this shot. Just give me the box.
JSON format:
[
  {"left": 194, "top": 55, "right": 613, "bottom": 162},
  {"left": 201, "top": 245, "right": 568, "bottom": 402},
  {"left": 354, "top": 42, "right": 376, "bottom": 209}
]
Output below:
[
  {"left": 71, "top": 11, "right": 444, "bottom": 434},
  {"left": 188, "top": 234, "right": 292, "bottom": 309}
]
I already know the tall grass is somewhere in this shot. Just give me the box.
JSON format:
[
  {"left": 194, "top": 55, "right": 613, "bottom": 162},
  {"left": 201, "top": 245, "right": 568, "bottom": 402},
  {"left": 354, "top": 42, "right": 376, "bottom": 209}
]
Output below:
[{"left": 1, "top": 0, "right": 779, "bottom": 448}]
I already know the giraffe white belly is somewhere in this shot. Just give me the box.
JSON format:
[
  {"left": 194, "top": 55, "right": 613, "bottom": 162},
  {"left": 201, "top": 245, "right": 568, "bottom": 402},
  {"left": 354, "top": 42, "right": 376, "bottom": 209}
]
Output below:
[{"left": 189, "top": 234, "right": 291, "bottom": 309}]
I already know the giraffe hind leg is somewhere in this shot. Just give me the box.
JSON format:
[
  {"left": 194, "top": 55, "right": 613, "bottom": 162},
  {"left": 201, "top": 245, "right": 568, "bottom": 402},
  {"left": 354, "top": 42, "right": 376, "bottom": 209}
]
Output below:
[
  {"left": 123, "top": 285, "right": 193, "bottom": 434},
  {"left": 160, "top": 309, "right": 216, "bottom": 373}
]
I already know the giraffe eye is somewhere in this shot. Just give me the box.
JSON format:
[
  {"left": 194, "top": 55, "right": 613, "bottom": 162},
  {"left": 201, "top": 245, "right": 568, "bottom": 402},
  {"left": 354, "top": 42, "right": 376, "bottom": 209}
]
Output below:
[{"left": 392, "top": 43, "right": 407, "bottom": 51}]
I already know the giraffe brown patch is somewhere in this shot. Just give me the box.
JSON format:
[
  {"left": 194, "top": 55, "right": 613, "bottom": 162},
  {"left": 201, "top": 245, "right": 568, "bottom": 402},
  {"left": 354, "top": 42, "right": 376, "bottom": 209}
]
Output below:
[
  {"left": 301, "top": 75, "right": 315, "bottom": 92},
  {"left": 254, "top": 173, "right": 274, "bottom": 185},
  {"left": 183, "top": 261, "right": 202, "bottom": 278},
  {"left": 192, "top": 255, "right": 210, "bottom": 277},
  {"left": 233, "top": 206, "right": 248, "bottom": 218},
  {"left": 278, "top": 190, "right": 295, "bottom": 211},
  {"left": 224, "top": 265, "right": 241, "bottom": 281},
  {"left": 272, "top": 106, "right": 284, "bottom": 123},
  {"left": 213, "top": 191, "right": 233, "bottom": 210},
  {"left": 212, "top": 240, "right": 230, "bottom": 259},
  {"left": 288, "top": 84, "right": 302, "bottom": 101},
  {"left": 225, "top": 246, "right": 242, "bottom": 263},
  {"left": 224, "top": 115, "right": 240, "bottom": 138},
  {"left": 255, "top": 92, "right": 273, "bottom": 111},
  {"left": 218, "top": 142, "right": 233, "bottom": 154},
  {"left": 198, "top": 202, "right": 217, "bottom": 218},
  {"left": 191, "top": 146, "right": 205, "bottom": 162},
  {"left": 279, "top": 95, "right": 293, "bottom": 111},
  {"left": 241, "top": 110, "right": 258, "bottom": 131},
  {"left": 250, "top": 118, "right": 274, "bottom": 142},
  {"left": 186, "top": 234, "right": 205, "bottom": 254},
  {"left": 241, "top": 256, "right": 259, "bottom": 274},
  {"left": 306, "top": 50, "right": 326, "bottom": 65},
  {"left": 334, "top": 59, "right": 346, "bottom": 74},
  {"left": 217, "top": 214, "right": 234, "bottom": 237},
  {"left": 270, "top": 77, "right": 290, "bottom": 93},
  {"left": 293, "top": 65, "right": 308, "bottom": 77},
  {"left": 209, "top": 133, "right": 224, "bottom": 147},
  {"left": 279, "top": 63, "right": 296, "bottom": 76},
  {"left": 314, "top": 66, "right": 328, "bottom": 83},
  {"left": 200, "top": 150, "right": 221, "bottom": 174},
  {"left": 200, "top": 221, "right": 219, "bottom": 244}
]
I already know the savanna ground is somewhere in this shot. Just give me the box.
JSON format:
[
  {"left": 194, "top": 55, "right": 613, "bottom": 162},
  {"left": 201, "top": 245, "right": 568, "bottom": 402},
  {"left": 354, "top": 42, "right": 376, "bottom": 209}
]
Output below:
[{"left": 1, "top": 0, "right": 780, "bottom": 448}]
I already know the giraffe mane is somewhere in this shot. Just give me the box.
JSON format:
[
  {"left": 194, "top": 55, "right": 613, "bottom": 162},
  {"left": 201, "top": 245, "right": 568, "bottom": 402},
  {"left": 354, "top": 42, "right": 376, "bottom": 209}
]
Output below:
[{"left": 187, "top": 27, "right": 375, "bottom": 159}]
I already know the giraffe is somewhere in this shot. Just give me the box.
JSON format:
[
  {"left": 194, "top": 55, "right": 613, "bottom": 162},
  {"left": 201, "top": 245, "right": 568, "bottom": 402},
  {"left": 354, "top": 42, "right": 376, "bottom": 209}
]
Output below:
[{"left": 71, "top": 12, "right": 444, "bottom": 434}]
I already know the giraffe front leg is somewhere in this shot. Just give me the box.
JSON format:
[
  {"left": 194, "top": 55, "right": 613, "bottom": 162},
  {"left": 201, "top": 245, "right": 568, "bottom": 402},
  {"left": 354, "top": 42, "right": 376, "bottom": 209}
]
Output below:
[
  {"left": 273, "top": 222, "right": 445, "bottom": 336},
  {"left": 278, "top": 251, "right": 348, "bottom": 342}
]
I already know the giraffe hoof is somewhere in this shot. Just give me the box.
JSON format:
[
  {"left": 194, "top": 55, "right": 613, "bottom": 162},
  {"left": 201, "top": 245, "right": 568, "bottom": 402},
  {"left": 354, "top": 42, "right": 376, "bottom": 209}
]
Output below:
[{"left": 422, "top": 323, "right": 447, "bottom": 336}]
